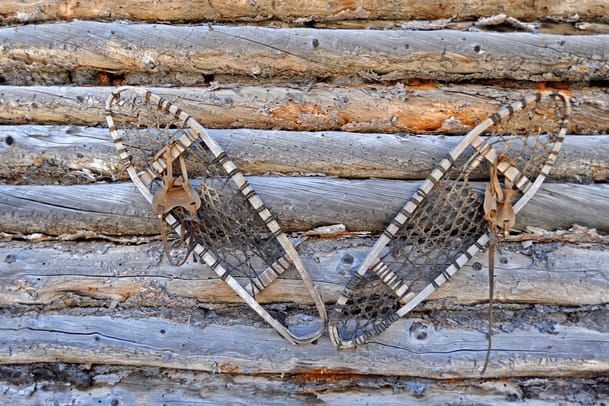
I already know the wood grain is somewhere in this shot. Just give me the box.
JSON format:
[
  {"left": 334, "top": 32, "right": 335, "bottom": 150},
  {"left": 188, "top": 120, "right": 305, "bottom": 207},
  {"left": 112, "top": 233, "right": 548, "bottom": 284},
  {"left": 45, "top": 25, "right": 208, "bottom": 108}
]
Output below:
[
  {"left": 1, "top": 1, "right": 606, "bottom": 24},
  {"left": 1, "top": 180, "right": 608, "bottom": 235},
  {"left": 1, "top": 22, "right": 608, "bottom": 83},
  {"left": 2, "top": 125, "right": 608, "bottom": 183},
  {"left": 0, "top": 371, "right": 563, "bottom": 405},
  {"left": 2, "top": 367, "right": 602, "bottom": 404},
  {"left": 1, "top": 312, "right": 607, "bottom": 379},
  {"left": 1, "top": 240, "right": 608, "bottom": 307},
  {"left": 0, "top": 85, "right": 608, "bottom": 134}
]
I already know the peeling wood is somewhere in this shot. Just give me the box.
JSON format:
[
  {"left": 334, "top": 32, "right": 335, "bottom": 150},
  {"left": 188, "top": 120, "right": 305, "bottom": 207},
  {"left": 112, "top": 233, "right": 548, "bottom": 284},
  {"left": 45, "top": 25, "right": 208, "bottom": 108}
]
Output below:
[
  {"left": 1, "top": 239, "right": 609, "bottom": 307},
  {"left": 1, "top": 22, "right": 609, "bottom": 84},
  {"left": 295, "top": 19, "right": 609, "bottom": 35},
  {"left": 0, "top": 85, "right": 608, "bottom": 134},
  {"left": 1, "top": 313, "right": 608, "bottom": 379},
  {"left": 2, "top": 125, "right": 609, "bottom": 183},
  {"left": 0, "top": 1, "right": 607, "bottom": 24},
  {"left": 4, "top": 224, "right": 608, "bottom": 245},
  {"left": 1, "top": 180, "right": 608, "bottom": 235}
]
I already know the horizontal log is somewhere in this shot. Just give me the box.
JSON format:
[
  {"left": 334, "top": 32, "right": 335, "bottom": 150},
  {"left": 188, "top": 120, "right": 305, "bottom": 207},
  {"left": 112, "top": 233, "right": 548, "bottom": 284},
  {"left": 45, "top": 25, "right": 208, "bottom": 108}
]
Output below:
[
  {"left": 1, "top": 22, "right": 608, "bottom": 84},
  {"left": 0, "top": 1, "right": 606, "bottom": 24},
  {"left": 0, "top": 370, "right": 592, "bottom": 406},
  {"left": 2, "top": 125, "right": 608, "bottom": 183},
  {"left": 0, "top": 366, "right": 603, "bottom": 404},
  {"left": 1, "top": 180, "right": 607, "bottom": 235},
  {"left": 1, "top": 85, "right": 608, "bottom": 134},
  {"left": 1, "top": 312, "right": 607, "bottom": 379},
  {"left": 1, "top": 239, "right": 608, "bottom": 307}
]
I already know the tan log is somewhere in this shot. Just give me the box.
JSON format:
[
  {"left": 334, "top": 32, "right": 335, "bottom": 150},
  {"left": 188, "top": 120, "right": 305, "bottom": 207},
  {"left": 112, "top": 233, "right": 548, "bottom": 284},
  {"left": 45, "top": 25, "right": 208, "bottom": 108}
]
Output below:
[
  {"left": 0, "top": 1, "right": 607, "bottom": 24},
  {"left": 0, "top": 85, "right": 608, "bottom": 134}
]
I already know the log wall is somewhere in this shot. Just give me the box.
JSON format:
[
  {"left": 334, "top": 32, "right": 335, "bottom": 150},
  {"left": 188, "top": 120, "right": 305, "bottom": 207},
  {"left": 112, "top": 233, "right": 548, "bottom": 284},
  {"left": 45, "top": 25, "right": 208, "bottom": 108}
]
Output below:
[{"left": 1, "top": 1, "right": 608, "bottom": 403}]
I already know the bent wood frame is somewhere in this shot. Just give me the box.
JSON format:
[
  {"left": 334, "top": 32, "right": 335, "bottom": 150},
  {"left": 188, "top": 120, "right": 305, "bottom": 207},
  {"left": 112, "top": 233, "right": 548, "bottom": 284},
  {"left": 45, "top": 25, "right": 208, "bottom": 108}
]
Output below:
[
  {"left": 329, "top": 91, "right": 571, "bottom": 348},
  {"left": 105, "top": 86, "right": 327, "bottom": 345}
]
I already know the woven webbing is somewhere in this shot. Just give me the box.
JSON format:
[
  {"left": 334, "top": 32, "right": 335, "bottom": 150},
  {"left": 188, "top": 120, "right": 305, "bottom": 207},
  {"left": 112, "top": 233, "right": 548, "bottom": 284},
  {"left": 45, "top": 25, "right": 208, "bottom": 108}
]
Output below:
[
  {"left": 330, "top": 92, "right": 570, "bottom": 348},
  {"left": 109, "top": 92, "right": 290, "bottom": 291},
  {"left": 106, "top": 87, "right": 327, "bottom": 344}
]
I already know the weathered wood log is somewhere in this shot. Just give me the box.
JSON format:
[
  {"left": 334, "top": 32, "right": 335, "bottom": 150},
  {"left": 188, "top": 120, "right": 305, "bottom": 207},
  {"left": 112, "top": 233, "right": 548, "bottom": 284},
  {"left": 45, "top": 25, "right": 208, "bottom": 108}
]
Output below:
[
  {"left": 1, "top": 180, "right": 607, "bottom": 235},
  {"left": 2, "top": 362, "right": 602, "bottom": 402},
  {"left": 1, "top": 239, "right": 608, "bottom": 307},
  {"left": 0, "top": 85, "right": 608, "bottom": 134},
  {"left": 2, "top": 125, "right": 609, "bottom": 183},
  {"left": 1, "top": 312, "right": 607, "bottom": 379},
  {"left": 0, "top": 365, "right": 603, "bottom": 404},
  {"left": 1, "top": 22, "right": 608, "bottom": 83},
  {"left": 1, "top": 1, "right": 607, "bottom": 24}
]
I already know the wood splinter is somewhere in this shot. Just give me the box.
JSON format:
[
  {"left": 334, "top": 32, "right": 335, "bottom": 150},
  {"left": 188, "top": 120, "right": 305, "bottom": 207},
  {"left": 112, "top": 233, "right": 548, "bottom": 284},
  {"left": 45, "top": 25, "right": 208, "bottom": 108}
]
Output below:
[{"left": 475, "top": 13, "right": 537, "bottom": 32}]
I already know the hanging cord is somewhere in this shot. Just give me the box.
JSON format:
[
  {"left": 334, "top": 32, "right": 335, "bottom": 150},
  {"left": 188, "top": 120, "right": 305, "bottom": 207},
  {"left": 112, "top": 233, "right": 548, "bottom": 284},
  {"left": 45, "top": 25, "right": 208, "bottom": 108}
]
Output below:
[{"left": 481, "top": 154, "right": 516, "bottom": 374}]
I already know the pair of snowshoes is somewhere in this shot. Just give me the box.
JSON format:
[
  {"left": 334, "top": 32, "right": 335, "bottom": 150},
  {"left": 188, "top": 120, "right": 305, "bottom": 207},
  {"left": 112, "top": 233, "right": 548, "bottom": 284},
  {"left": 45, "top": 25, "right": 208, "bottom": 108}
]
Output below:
[{"left": 106, "top": 88, "right": 570, "bottom": 357}]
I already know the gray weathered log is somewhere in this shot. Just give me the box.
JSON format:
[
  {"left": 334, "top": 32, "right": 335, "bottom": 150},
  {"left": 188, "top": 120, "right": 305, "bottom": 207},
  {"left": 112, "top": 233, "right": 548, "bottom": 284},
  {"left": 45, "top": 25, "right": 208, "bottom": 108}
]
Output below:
[
  {"left": 0, "top": 1, "right": 607, "bottom": 24},
  {"left": 0, "top": 85, "right": 607, "bottom": 134},
  {"left": 2, "top": 125, "right": 608, "bottom": 183},
  {"left": 1, "top": 312, "right": 607, "bottom": 379},
  {"left": 1, "top": 180, "right": 608, "bottom": 235},
  {"left": 0, "top": 366, "right": 603, "bottom": 404},
  {"left": 1, "top": 240, "right": 608, "bottom": 307},
  {"left": 1, "top": 22, "right": 608, "bottom": 83},
  {"left": 0, "top": 363, "right": 608, "bottom": 406}
]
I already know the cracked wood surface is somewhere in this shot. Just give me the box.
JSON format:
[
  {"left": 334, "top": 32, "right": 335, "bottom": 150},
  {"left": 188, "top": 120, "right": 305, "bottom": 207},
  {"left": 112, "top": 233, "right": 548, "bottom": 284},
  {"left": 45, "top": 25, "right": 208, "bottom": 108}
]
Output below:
[
  {"left": 1, "top": 312, "right": 607, "bottom": 379},
  {"left": 0, "top": 85, "right": 608, "bottom": 134},
  {"left": 0, "top": 369, "right": 571, "bottom": 405},
  {"left": 1, "top": 180, "right": 608, "bottom": 235},
  {"left": 1, "top": 240, "right": 608, "bottom": 307},
  {"left": 1, "top": 22, "right": 608, "bottom": 84},
  {"left": 0, "top": 1, "right": 607, "bottom": 24},
  {"left": 2, "top": 125, "right": 609, "bottom": 183}
]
